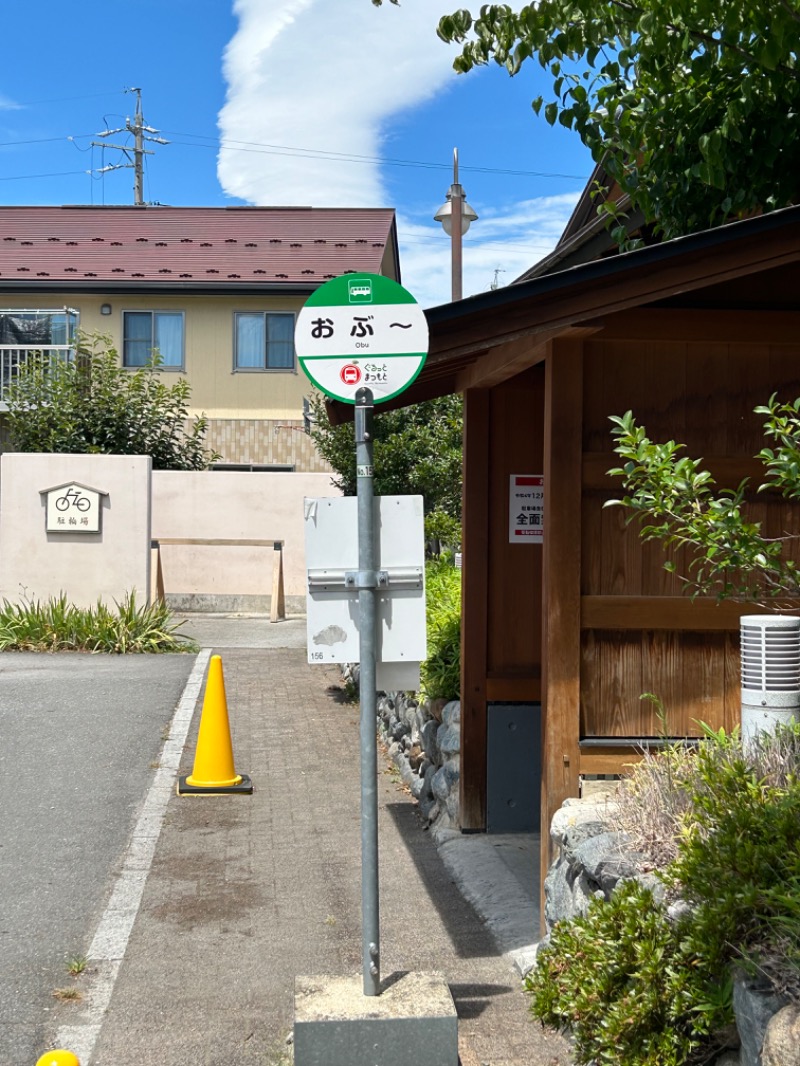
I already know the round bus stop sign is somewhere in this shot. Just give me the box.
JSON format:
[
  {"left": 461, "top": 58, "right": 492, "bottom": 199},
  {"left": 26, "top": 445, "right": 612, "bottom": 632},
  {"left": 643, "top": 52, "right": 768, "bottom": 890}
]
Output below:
[{"left": 295, "top": 273, "right": 428, "bottom": 404}]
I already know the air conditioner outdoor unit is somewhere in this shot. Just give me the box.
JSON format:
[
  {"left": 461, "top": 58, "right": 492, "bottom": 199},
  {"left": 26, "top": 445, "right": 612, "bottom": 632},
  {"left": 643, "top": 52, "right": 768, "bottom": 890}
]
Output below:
[{"left": 740, "top": 614, "right": 800, "bottom": 741}]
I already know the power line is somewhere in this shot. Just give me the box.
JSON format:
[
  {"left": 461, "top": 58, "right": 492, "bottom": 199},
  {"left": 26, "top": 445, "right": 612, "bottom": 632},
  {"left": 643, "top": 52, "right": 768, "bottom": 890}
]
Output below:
[
  {"left": 0, "top": 127, "right": 585, "bottom": 186},
  {"left": 162, "top": 129, "right": 587, "bottom": 181},
  {"left": 0, "top": 135, "right": 97, "bottom": 148},
  {"left": 11, "top": 90, "right": 125, "bottom": 107},
  {"left": 400, "top": 235, "right": 560, "bottom": 253},
  {"left": 0, "top": 169, "right": 90, "bottom": 182}
]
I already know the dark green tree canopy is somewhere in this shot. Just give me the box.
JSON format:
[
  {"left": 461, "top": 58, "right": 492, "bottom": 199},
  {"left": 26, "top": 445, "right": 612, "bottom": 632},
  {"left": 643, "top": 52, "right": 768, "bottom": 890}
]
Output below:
[
  {"left": 4, "top": 333, "right": 217, "bottom": 471},
  {"left": 374, "top": 0, "right": 800, "bottom": 240},
  {"left": 308, "top": 392, "right": 463, "bottom": 544}
]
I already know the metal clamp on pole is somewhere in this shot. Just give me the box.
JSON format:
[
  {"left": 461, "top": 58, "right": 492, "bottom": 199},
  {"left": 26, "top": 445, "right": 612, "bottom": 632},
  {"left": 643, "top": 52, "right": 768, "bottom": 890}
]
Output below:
[
  {"left": 308, "top": 567, "right": 423, "bottom": 593},
  {"left": 307, "top": 568, "right": 349, "bottom": 591},
  {"left": 346, "top": 570, "right": 388, "bottom": 589}
]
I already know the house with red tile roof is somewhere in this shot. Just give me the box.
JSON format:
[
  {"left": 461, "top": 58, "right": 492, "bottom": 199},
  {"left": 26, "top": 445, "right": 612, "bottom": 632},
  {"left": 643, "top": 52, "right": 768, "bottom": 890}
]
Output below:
[{"left": 0, "top": 205, "right": 399, "bottom": 470}]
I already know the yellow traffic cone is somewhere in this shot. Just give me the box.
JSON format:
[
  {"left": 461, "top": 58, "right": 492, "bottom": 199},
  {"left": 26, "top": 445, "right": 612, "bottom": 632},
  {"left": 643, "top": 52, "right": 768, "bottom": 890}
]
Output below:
[
  {"left": 177, "top": 655, "right": 253, "bottom": 795},
  {"left": 36, "top": 1053, "right": 80, "bottom": 1066}
]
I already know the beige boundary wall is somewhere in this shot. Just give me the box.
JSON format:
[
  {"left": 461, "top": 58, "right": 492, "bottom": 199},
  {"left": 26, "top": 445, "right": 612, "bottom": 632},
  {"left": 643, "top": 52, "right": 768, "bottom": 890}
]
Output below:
[
  {"left": 0, "top": 453, "right": 151, "bottom": 607},
  {"left": 0, "top": 458, "right": 339, "bottom": 613},
  {"left": 151, "top": 470, "right": 341, "bottom": 613}
]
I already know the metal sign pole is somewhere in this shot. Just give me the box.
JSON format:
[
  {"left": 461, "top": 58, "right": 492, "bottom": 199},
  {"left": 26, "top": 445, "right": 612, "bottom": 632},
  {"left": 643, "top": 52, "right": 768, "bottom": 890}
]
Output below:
[
  {"left": 355, "top": 386, "right": 380, "bottom": 996},
  {"left": 295, "top": 271, "right": 428, "bottom": 1003}
]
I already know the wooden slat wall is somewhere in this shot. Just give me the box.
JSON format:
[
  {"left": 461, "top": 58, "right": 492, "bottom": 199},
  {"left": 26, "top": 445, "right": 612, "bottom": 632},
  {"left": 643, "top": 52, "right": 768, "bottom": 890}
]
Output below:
[
  {"left": 580, "top": 330, "right": 800, "bottom": 741},
  {"left": 460, "top": 370, "right": 546, "bottom": 830},
  {"left": 486, "top": 367, "right": 545, "bottom": 696}
]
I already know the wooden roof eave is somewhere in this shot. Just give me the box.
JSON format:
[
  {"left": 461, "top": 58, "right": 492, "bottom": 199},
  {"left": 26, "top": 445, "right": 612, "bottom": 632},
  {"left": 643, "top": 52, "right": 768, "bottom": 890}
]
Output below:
[{"left": 325, "top": 204, "right": 800, "bottom": 424}]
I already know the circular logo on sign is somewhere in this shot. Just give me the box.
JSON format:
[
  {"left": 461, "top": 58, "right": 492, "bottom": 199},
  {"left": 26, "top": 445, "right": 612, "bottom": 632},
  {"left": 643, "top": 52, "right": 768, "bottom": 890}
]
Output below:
[{"left": 340, "top": 363, "right": 362, "bottom": 386}]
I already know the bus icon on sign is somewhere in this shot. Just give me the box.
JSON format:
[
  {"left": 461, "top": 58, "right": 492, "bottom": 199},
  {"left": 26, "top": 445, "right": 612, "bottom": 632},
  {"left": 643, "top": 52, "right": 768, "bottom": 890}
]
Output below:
[
  {"left": 348, "top": 279, "right": 373, "bottom": 303},
  {"left": 340, "top": 363, "right": 362, "bottom": 385}
]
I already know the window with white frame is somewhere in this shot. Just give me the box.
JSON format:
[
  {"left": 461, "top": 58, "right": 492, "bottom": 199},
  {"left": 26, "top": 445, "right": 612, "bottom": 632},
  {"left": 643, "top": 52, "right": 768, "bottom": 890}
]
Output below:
[
  {"left": 122, "top": 311, "right": 184, "bottom": 368},
  {"left": 234, "top": 312, "right": 295, "bottom": 371}
]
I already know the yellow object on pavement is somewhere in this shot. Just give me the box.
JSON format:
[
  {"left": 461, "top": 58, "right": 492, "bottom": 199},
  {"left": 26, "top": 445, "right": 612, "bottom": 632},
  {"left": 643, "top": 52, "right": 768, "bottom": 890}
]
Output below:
[
  {"left": 177, "top": 654, "right": 252, "bottom": 794},
  {"left": 36, "top": 1052, "right": 80, "bottom": 1066}
]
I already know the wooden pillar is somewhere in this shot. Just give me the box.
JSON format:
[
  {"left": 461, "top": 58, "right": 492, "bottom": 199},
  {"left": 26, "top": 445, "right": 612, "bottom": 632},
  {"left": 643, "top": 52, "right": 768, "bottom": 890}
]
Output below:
[
  {"left": 541, "top": 341, "right": 583, "bottom": 913},
  {"left": 460, "top": 388, "right": 490, "bottom": 830}
]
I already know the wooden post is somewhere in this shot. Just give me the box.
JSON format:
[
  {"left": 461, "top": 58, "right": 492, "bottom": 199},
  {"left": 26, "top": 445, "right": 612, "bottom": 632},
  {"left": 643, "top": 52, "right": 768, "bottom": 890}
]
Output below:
[
  {"left": 149, "top": 540, "right": 165, "bottom": 605},
  {"left": 540, "top": 339, "right": 584, "bottom": 929},
  {"left": 460, "top": 388, "right": 491, "bottom": 830},
  {"left": 270, "top": 540, "right": 286, "bottom": 623}
]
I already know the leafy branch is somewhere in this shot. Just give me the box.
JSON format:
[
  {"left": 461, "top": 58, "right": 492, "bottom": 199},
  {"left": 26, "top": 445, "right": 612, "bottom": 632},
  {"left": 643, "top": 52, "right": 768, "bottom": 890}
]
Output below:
[{"left": 606, "top": 406, "right": 800, "bottom": 604}]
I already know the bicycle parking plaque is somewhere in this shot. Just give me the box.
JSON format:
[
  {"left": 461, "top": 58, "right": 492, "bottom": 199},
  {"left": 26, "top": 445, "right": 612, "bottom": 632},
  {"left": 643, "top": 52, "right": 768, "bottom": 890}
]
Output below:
[
  {"left": 41, "top": 481, "right": 107, "bottom": 533},
  {"left": 294, "top": 273, "right": 429, "bottom": 404}
]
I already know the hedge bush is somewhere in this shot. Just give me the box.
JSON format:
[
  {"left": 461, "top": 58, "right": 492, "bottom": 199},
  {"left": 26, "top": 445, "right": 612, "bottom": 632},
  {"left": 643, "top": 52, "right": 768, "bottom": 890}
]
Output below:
[
  {"left": 527, "top": 723, "right": 800, "bottom": 1064},
  {"left": 420, "top": 559, "right": 460, "bottom": 701}
]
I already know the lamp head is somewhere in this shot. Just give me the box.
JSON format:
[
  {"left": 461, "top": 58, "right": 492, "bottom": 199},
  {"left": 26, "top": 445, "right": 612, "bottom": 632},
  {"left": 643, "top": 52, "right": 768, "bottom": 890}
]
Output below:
[{"left": 434, "top": 186, "right": 478, "bottom": 236}]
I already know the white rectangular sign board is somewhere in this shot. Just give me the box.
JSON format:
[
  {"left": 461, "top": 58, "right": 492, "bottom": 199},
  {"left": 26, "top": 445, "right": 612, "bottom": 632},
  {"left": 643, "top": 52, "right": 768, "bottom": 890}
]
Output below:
[
  {"left": 304, "top": 495, "right": 426, "bottom": 675},
  {"left": 509, "top": 474, "right": 544, "bottom": 543}
]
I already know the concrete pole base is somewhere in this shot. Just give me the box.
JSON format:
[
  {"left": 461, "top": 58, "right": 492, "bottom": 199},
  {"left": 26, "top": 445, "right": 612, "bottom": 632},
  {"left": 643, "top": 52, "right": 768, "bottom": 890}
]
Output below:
[{"left": 293, "top": 971, "right": 458, "bottom": 1066}]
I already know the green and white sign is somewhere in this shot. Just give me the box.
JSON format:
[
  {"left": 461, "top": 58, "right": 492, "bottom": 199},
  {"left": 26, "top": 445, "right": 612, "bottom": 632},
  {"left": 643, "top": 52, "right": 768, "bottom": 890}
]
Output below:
[{"left": 295, "top": 273, "right": 428, "bottom": 404}]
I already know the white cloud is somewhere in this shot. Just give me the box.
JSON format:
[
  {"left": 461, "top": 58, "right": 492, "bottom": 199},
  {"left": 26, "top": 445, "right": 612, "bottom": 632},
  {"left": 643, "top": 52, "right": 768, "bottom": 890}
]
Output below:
[
  {"left": 217, "top": 1, "right": 584, "bottom": 307},
  {"left": 399, "top": 193, "right": 579, "bottom": 308},
  {"left": 0, "top": 93, "right": 22, "bottom": 111},
  {"left": 218, "top": 0, "right": 454, "bottom": 206}
]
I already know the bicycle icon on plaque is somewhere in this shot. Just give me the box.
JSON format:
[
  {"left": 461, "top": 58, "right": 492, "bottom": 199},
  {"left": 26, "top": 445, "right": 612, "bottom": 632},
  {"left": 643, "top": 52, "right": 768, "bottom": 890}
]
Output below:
[{"left": 41, "top": 481, "right": 107, "bottom": 533}]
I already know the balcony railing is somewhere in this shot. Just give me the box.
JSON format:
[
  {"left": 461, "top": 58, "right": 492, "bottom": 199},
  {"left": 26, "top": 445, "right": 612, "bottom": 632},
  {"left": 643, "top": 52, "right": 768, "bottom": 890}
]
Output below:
[{"left": 0, "top": 346, "right": 75, "bottom": 409}]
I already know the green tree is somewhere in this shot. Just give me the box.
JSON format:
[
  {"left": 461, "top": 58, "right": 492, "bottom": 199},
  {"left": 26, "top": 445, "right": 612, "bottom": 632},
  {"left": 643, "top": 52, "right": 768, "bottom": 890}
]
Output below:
[
  {"left": 308, "top": 391, "right": 463, "bottom": 545},
  {"left": 4, "top": 333, "right": 217, "bottom": 471},
  {"left": 607, "top": 398, "right": 800, "bottom": 603},
  {"left": 374, "top": 0, "right": 800, "bottom": 241}
]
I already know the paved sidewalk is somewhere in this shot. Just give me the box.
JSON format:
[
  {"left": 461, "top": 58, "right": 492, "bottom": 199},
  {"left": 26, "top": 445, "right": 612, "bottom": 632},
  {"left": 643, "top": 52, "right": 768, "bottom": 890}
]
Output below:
[{"left": 54, "top": 623, "right": 570, "bottom": 1065}]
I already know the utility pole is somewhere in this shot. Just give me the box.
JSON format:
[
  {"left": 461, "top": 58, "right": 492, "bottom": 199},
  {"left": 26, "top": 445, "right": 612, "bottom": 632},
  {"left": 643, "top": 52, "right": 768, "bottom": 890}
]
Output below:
[{"left": 92, "top": 88, "right": 168, "bottom": 206}]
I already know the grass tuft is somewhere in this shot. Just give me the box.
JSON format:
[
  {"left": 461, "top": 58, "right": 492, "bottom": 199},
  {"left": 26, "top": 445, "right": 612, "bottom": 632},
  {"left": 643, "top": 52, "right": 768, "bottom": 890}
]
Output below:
[
  {"left": 0, "top": 591, "right": 199, "bottom": 654},
  {"left": 66, "top": 954, "right": 88, "bottom": 976},
  {"left": 52, "top": 987, "right": 82, "bottom": 1001}
]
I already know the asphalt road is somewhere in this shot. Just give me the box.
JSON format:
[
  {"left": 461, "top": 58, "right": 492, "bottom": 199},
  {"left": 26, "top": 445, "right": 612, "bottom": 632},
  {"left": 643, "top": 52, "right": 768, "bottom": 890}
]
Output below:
[{"left": 0, "top": 651, "right": 196, "bottom": 1065}]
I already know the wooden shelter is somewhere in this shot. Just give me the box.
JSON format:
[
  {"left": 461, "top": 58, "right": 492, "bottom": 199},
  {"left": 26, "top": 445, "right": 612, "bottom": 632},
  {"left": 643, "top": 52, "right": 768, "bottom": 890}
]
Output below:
[{"left": 331, "top": 204, "right": 800, "bottom": 874}]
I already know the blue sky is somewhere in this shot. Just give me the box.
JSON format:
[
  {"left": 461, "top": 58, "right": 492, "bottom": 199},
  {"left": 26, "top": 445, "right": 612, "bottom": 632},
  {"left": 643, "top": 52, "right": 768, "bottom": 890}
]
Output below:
[{"left": 0, "top": 0, "right": 594, "bottom": 307}]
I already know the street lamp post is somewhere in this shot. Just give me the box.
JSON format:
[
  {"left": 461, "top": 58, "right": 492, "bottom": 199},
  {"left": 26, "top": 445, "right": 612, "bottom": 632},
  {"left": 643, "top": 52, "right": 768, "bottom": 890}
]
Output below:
[{"left": 435, "top": 147, "right": 478, "bottom": 302}]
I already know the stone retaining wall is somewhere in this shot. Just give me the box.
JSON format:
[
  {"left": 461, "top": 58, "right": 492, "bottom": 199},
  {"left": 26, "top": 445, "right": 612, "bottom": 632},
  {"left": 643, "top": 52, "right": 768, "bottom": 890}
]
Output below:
[
  {"left": 543, "top": 795, "right": 800, "bottom": 1066},
  {"left": 376, "top": 688, "right": 461, "bottom": 841},
  {"left": 341, "top": 665, "right": 461, "bottom": 841}
]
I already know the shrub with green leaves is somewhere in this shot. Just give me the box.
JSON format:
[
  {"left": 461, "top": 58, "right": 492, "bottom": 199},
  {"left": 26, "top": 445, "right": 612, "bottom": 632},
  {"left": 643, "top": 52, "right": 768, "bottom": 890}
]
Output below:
[
  {"left": 613, "top": 723, "right": 800, "bottom": 999},
  {"left": 664, "top": 725, "right": 800, "bottom": 1001},
  {"left": 420, "top": 559, "right": 460, "bottom": 701},
  {"left": 530, "top": 724, "right": 800, "bottom": 1063},
  {"left": 0, "top": 591, "right": 198, "bottom": 653},
  {"left": 4, "top": 332, "right": 217, "bottom": 470},
  {"left": 527, "top": 881, "right": 733, "bottom": 1066}
]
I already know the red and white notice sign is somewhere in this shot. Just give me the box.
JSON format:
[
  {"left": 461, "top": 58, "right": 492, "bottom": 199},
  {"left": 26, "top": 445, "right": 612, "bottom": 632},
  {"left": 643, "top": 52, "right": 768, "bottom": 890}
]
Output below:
[{"left": 509, "top": 474, "right": 544, "bottom": 543}]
